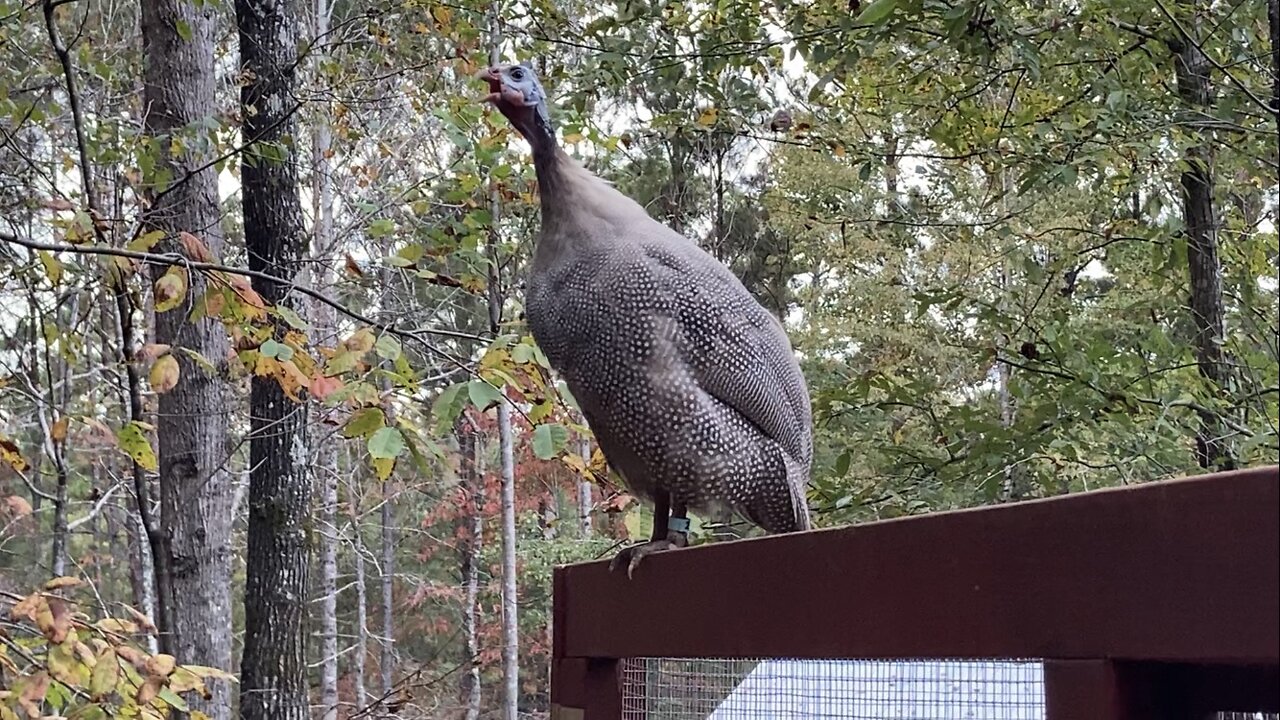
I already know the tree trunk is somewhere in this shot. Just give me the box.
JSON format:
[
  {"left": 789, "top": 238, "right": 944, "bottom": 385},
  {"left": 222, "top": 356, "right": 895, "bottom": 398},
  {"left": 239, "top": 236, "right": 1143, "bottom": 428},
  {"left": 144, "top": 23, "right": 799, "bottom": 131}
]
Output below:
[
  {"left": 1171, "top": 6, "right": 1236, "bottom": 470},
  {"left": 352, "top": 487, "right": 369, "bottom": 713},
  {"left": 139, "top": 1, "right": 235, "bottom": 714},
  {"left": 235, "top": 0, "right": 312, "bottom": 718},
  {"left": 309, "top": 0, "right": 339, "bottom": 717},
  {"left": 486, "top": 13, "right": 520, "bottom": 719},
  {"left": 380, "top": 478, "right": 395, "bottom": 697},
  {"left": 457, "top": 418, "right": 483, "bottom": 720}
]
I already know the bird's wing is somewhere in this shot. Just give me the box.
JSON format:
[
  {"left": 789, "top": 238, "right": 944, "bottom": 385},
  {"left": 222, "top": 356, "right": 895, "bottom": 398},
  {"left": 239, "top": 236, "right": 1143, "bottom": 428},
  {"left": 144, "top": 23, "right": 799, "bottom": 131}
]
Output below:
[{"left": 645, "top": 236, "right": 814, "bottom": 470}]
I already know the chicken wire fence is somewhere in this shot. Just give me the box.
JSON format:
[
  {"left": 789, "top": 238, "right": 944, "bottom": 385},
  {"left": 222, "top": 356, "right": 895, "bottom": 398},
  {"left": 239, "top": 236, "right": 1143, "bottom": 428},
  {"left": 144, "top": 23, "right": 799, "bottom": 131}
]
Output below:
[{"left": 618, "top": 657, "right": 1280, "bottom": 720}]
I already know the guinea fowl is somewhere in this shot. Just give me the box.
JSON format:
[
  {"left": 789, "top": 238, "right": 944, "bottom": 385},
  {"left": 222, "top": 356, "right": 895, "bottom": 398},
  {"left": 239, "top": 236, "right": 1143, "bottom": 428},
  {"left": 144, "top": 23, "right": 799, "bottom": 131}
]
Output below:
[{"left": 478, "top": 61, "right": 813, "bottom": 577}]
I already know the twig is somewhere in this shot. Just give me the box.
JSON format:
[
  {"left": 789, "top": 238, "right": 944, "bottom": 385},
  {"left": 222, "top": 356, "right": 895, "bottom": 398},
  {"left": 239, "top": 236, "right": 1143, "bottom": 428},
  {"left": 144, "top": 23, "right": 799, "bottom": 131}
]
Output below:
[
  {"left": 66, "top": 483, "right": 122, "bottom": 531},
  {"left": 0, "top": 232, "right": 485, "bottom": 346}
]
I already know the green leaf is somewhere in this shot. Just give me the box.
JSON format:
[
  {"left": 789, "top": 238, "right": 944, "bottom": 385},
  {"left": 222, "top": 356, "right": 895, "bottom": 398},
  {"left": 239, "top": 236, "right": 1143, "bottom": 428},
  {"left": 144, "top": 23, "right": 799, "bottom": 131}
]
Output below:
[
  {"left": 431, "top": 383, "right": 467, "bottom": 431},
  {"left": 259, "top": 338, "right": 293, "bottom": 361},
  {"left": 118, "top": 421, "right": 158, "bottom": 472},
  {"left": 511, "top": 343, "right": 535, "bottom": 364},
  {"left": 375, "top": 334, "right": 401, "bottom": 361},
  {"left": 855, "top": 0, "right": 897, "bottom": 24},
  {"left": 175, "top": 19, "right": 193, "bottom": 42},
  {"left": 325, "top": 350, "right": 361, "bottom": 375},
  {"left": 342, "top": 407, "right": 386, "bottom": 438},
  {"left": 467, "top": 379, "right": 504, "bottom": 410},
  {"left": 835, "top": 450, "right": 851, "bottom": 476},
  {"left": 367, "top": 426, "right": 406, "bottom": 459},
  {"left": 158, "top": 688, "right": 189, "bottom": 712},
  {"left": 532, "top": 423, "right": 570, "bottom": 460},
  {"left": 276, "top": 305, "right": 309, "bottom": 331}
]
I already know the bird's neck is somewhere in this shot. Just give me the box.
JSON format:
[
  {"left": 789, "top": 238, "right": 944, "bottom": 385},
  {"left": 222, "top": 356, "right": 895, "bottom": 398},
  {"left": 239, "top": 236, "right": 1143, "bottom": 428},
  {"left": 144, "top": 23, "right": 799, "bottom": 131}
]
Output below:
[{"left": 522, "top": 120, "right": 646, "bottom": 259}]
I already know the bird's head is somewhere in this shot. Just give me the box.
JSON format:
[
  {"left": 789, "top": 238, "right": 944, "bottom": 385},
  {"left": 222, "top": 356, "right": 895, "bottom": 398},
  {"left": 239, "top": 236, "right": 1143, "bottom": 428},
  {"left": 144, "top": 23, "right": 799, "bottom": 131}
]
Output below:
[{"left": 477, "top": 60, "right": 553, "bottom": 142}]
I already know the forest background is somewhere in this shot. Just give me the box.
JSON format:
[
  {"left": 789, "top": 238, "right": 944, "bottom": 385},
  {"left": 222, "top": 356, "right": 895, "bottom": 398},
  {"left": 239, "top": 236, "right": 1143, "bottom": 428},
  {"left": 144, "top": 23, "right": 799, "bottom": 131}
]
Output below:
[{"left": 1, "top": 0, "right": 1277, "bottom": 717}]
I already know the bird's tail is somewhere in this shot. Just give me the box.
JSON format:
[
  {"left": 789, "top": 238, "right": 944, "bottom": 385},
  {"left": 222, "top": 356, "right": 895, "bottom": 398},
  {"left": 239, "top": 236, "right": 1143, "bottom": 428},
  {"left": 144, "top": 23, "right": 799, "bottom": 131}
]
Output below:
[{"left": 785, "top": 454, "right": 813, "bottom": 532}]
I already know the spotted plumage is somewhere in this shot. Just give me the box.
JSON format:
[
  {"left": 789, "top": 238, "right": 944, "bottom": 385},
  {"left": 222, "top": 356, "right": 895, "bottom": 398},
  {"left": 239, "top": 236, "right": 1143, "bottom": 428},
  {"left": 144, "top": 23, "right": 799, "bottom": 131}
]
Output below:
[{"left": 478, "top": 61, "right": 813, "bottom": 572}]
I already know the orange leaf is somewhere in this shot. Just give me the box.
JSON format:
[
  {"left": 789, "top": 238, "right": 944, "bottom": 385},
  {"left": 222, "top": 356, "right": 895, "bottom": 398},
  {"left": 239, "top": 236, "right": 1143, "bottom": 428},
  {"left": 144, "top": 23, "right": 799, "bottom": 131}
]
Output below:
[
  {"left": 51, "top": 416, "right": 69, "bottom": 443},
  {"left": 310, "top": 374, "right": 344, "bottom": 401},
  {"left": 178, "top": 231, "right": 215, "bottom": 262},
  {"left": 4, "top": 494, "right": 34, "bottom": 519},
  {"left": 344, "top": 253, "right": 365, "bottom": 277},
  {"left": 149, "top": 354, "right": 181, "bottom": 393},
  {"left": 275, "top": 359, "right": 311, "bottom": 401}
]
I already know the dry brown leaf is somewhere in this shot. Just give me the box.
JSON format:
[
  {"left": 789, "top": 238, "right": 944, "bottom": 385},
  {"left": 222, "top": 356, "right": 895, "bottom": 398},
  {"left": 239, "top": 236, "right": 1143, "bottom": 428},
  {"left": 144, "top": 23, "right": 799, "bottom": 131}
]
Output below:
[
  {"left": 144, "top": 653, "right": 176, "bottom": 678},
  {"left": 125, "top": 604, "right": 158, "bottom": 634},
  {"left": 137, "top": 675, "right": 162, "bottom": 706},
  {"left": 138, "top": 343, "right": 172, "bottom": 362},
  {"left": 115, "top": 644, "right": 148, "bottom": 669},
  {"left": 43, "top": 576, "right": 82, "bottom": 591}
]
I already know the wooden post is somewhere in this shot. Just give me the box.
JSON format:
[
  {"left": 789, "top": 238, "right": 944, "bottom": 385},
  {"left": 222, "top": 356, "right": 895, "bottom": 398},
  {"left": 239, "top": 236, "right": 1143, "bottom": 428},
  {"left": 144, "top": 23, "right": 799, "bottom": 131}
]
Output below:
[
  {"left": 551, "top": 658, "right": 623, "bottom": 720},
  {"left": 1044, "top": 661, "right": 1134, "bottom": 720}
]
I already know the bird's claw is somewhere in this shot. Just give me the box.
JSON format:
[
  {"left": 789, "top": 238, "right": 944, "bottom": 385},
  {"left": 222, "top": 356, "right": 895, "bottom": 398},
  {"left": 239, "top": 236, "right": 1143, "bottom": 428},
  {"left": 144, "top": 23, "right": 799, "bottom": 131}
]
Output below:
[{"left": 608, "top": 534, "right": 688, "bottom": 579}]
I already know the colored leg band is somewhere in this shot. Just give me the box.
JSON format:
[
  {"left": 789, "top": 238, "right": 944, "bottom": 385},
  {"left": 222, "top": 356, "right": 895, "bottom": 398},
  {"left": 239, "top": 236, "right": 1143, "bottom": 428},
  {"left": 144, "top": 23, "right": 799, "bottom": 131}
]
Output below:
[{"left": 668, "top": 517, "right": 690, "bottom": 534}]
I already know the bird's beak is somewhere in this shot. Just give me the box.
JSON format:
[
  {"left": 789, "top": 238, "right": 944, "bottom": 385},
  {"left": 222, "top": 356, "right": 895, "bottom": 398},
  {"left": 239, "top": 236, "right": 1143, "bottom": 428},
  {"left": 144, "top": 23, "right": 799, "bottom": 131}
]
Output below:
[{"left": 475, "top": 66, "right": 503, "bottom": 104}]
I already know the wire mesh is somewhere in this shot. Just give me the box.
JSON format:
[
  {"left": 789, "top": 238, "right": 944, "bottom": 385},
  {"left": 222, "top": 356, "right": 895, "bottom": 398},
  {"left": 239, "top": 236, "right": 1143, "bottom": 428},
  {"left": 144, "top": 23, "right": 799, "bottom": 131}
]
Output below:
[{"left": 621, "top": 657, "right": 1046, "bottom": 719}]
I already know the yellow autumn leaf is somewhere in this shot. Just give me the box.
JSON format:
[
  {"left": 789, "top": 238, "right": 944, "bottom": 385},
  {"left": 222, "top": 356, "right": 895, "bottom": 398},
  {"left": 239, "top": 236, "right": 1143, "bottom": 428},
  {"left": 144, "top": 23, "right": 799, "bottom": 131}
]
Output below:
[
  {"left": 127, "top": 229, "right": 167, "bottom": 252},
  {"left": 696, "top": 107, "right": 718, "bottom": 127},
  {"left": 38, "top": 251, "right": 63, "bottom": 285},
  {"left": 89, "top": 646, "right": 119, "bottom": 699},
  {"left": 343, "top": 327, "right": 376, "bottom": 354},
  {"left": 1, "top": 436, "right": 29, "bottom": 473},
  {"left": 149, "top": 354, "right": 181, "bottom": 393},
  {"left": 153, "top": 266, "right": 189, "bottom": 313}
]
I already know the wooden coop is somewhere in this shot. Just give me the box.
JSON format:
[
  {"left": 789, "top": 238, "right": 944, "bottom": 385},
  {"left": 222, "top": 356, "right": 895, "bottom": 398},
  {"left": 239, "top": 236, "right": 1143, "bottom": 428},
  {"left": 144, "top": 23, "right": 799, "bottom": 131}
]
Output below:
[{"left": 549, "top": 465, "right": 1279, "bottom": 719}]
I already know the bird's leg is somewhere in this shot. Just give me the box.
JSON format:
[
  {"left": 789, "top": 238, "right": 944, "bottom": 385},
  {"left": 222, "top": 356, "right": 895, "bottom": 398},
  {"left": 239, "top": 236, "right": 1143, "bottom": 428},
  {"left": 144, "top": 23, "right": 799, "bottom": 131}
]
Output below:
[{"left": 609, "top": 492, "right": 689, "bottom": 579}]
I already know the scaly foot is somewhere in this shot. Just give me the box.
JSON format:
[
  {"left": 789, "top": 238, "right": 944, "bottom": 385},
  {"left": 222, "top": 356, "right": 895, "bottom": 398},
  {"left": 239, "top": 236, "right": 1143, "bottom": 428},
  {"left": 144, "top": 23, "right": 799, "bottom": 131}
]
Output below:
[{"left": 608, "top": 533, "right": 688, "bottom": 579}]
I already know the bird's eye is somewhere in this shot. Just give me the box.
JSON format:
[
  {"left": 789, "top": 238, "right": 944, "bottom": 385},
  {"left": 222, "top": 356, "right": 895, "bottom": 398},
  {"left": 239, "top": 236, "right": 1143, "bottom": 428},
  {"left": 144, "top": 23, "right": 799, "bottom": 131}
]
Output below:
[{"left": 510, "top": 68, "right": 525, "bottom": 80}]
